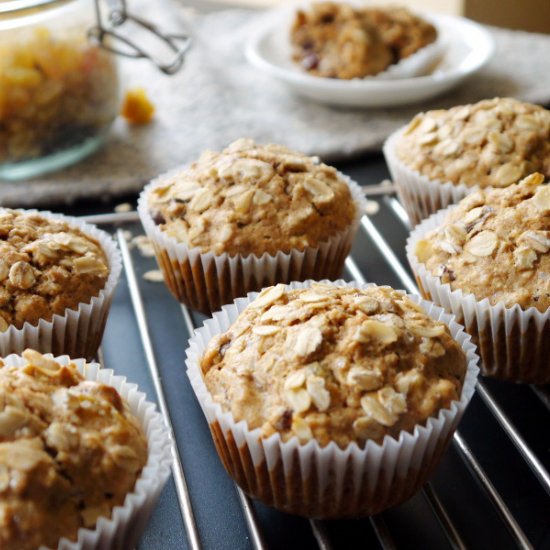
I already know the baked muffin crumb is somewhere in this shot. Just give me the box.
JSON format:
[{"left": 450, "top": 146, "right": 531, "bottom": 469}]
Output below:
[
  {"left": 396, "top": 98, "right": 550, "bottom": 188},
  {"left": 147, "top": 138, "right": 357, "bottom": 256},
  {"left": 415, "top": 173, "right": 550, "bottom": 311},
  {"left": 201, "top": 283, "right": 466, "bottom": 448},
  {"left": 0, "top": 210, "right": 109, "bottom": 332},
  {"left": 290, "top": 3, "right": 437, "bottom": 79},
  {"left": 0, "top": 350, "right": 148, "bottom": 550}
]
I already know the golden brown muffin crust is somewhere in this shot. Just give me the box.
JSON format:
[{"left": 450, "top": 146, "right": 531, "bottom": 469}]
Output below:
[
  {"left": 0, "top": 210, "right": 109, "bottom": 332},
  {"left": 414, "top": 173, "right": 550, "bottom": 312},
  {"left": 290, "top": 3, "right": 436, "bottom": 79},
  {"left": 201, "top": 283, "right": 466, "bottom": 448},
  {"left": 0, "top": 350, "right": 148, "bottom": 550},
  {"left": 147, "top": 138, "right": 357, "bottom": 256},
  {"left": 396, "top": 98, "right": 550, "bottom": 188}
]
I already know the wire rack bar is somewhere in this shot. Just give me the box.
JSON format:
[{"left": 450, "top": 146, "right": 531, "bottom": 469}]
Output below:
[
  {"left": 355, "top": 219, "right": 534, "bottom": 547},
  {"left": 376, "top": 196, "right": 550, "bottom": 498},
  {"left": 369, "top": 515, "right": 397, "bottom": 550},
  {"left": 179, "top": 306, "right": 268, "bottom": 550},
  {"left": 476, "top": 381, "right": 550, "bottom": 497},
  {"left": 360, "top": 215, "right": 417, "bottom": 293},
  {"left": 309, "top": 520, "right": 333, "bottom": 550},
  {"left": 423, "top": 482, "right": 467, "bottom": 550},
  {"left": 117, "top": 230, "right": 202, "bottom": 550},
  {"left": 452, "top": 433, "right": 533, "bottom": 550}
]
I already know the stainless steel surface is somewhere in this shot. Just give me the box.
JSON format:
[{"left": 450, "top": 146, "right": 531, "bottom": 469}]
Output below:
[{"left": 82, "top": 188, "right": 550, "bottom": 549}]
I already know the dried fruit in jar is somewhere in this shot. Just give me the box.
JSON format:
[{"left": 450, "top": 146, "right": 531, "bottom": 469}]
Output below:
[{"left": 0, "top": 27, "right": 119, "bottom": 164}]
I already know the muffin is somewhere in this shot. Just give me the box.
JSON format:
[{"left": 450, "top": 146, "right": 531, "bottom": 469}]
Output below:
[
  {"left": 290, "top": 3, "right": 439, "bottom": 80},
  {"left": 0, "top": 208, "right": 121, "bottom": 359},
  {"left": 139, "top": 138, "right": 365, "bottom": 314},
  {"left": 407, "top": 173, "right": 550, "bottom": 382},
  {"left": 384, "top": 97, "right": 550, "bottom": 225},
  {"left": 0, "top": 349, "right": 172, "bottom": 550},
  {"left": 186, "top": 281, "right": 479, "bottom": 518}
]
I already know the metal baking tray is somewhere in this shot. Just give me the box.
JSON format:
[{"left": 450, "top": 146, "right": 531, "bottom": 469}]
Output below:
[{"left": 85, "top": 184, "right": 550, "bottom": 550}]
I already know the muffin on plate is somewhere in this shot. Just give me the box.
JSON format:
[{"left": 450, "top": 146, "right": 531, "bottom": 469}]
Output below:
[
  {"left": 290, "top": 3, "right": 439, "bottom": 79},
  {"left": 407, "top": 173, "right": 550, "bottom": 382},
  {"left": 139, "top": 138, "right": 365, "bottom": 314},
  {"left": 0, "top": 349, "right": 172, "bottom": 550},
  {"left": 186, "top": 281, "right": 479, "bottom": 518},
  {"left": 384, "top": 97, "right": 550, "bottom": 225},
  {"left": 0, "top": 208, "right": 121, "bottom": 359}
]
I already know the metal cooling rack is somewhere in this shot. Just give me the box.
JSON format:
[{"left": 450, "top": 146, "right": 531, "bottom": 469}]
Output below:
[{"left": 84, "top": 185, "right": 550, "bottom": 550}]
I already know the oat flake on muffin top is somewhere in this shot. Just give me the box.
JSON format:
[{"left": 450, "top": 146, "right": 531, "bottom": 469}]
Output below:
[
  {"left": 0, "top": 350, "right": 147, "bottom": 550},
  {"left": 201, "top": 283, "right": 466, "bottom": 448},
  {"left": 0, "top": 210, "right": 109, "bottom": 331},
  {"left": 147, "top": 138, "right": 357, "bottom": 256},
  {"left": 396, "top": 98, "right": 550, "bottom": 188},
  {"left": 415, "top": 173, "right": 550, "bottom": 312}
]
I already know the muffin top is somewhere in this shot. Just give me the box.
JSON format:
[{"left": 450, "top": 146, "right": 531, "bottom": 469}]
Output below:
[
  {"left": 0, "top": 210, "right": 109, "bottom": 331},
  {"left": 395, "top": 98, "right": 550, "bottom": 188},
  {"left": 147, "top": 138, "right": 357, "bottom": 256},
  {"left": 290, "top": 3, "right": 436, "bottom": 79},
  {"left": 0, "top": 350, "right": 148, "bottom": 550},
  {"left": 414, "top": 173, "right": 550, "bottom": 312},
  {"left": 201, "top": 283, "right": 466, "bottom": 448}
]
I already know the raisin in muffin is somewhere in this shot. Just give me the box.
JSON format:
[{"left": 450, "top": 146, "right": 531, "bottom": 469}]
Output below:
[
  {"left": 0, "top": 209, "right": 121, "bottom": 359},
  {"left": 187, "top": 281, "right": 478, "bottom": 518},
  {"left": 407, "top": 173, "right": 550, "bottom": 382},
  {"left": 290, "top": 2, "right": 437, "bottom": 79},
  {"left": 139, "top": 138, "right": 364, "bottom": 314},
  {"left": 0, "top": 349, "right": 148, "bottom": 550},
  {"left": 384, "top": 98, "right": 550, "bottom": 225}
]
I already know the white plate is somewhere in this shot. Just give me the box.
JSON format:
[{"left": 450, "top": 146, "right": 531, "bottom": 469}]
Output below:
[{"left": 245, "top": 9, "right": 495, "bottom": 108}]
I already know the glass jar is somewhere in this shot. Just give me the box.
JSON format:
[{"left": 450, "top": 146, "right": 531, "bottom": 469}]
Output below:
[{"left": 0, "top": 0, "right": 119, "bottom": 180}]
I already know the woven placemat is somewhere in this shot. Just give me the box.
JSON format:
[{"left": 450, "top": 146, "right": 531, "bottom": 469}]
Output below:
[{"left": 2, "top": 3, "right": 550, "bottom": 207}]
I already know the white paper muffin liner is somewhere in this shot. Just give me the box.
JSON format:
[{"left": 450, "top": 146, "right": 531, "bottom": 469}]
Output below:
[
  {"left": 0, "top": 209, "right": 122, "bottom": 360},
  {"left": 406, "top": 208, "right": 550, "bottom": 383},
  {"left": 0, "top": 353, "right": 172, "bottom": 550},
  {"left": 185, "top": 280, "right": 479, "bottom": 518},
  {"left": 138, "top": 172, "right": 366, "bottom": 315},
  {"left": 383, "top": 128, "right": 479, "bottom": 226}
]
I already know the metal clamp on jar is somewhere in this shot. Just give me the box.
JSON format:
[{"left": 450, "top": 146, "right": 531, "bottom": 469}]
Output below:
[{"left": 0, "top": 0, "right": 191, "bottom": 180}]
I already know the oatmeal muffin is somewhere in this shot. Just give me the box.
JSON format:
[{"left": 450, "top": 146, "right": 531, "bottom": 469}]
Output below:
[
  {"left": 384, "top": 97, "right": 550, "bottom": 225},
  {"left": 0, "top": 349, "right": 149, "bottom": 550},
  {"left": 0, "top": 209, "right": 121, "bottom": 359},
  {"left": 187, "top": 281, "right": 479, "bottom": 518},
  {"left": 407, "top": 173, "right": 550, "bottom": 382},
  {"left": 139, "top": 138, "right": 364, "bottom": 313},
  {"left": 290, "top": 3, "right": 437, "bottom": 79}
]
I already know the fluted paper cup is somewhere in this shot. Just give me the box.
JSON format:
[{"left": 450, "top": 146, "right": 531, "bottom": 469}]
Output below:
[
  {"left": 2, "top": 353, "right": 172, "bottom": 550},
  {"left": 185, "top": 280, "right": 479, "bottom": 518},
  {"left": 406, "top": 208, "right": 550, "bottom": 383},
  {"left": 384, "top": 128, "right": 478, "bottom": 226},
  {"left": 0, "top": 209, "right": 122, "bottom": 360},
  {"left": 138, "top": 174, "right": 366, "bottom": 315}
]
